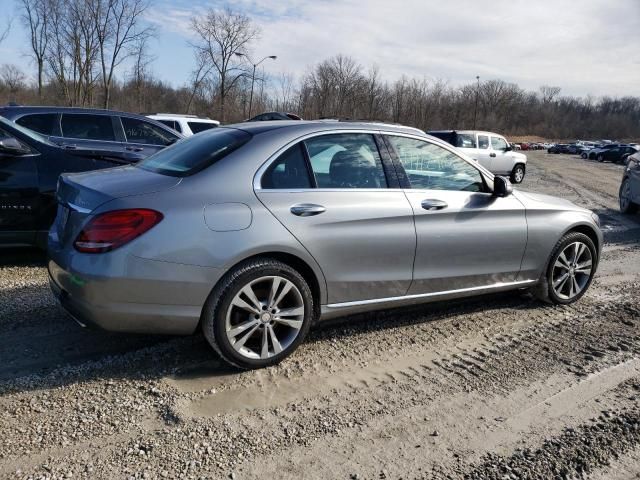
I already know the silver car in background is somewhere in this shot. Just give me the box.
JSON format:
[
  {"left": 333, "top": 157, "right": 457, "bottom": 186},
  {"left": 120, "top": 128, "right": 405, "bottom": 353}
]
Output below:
[{"left": 48, "top": 121, "right": 602, "bottom": 369}]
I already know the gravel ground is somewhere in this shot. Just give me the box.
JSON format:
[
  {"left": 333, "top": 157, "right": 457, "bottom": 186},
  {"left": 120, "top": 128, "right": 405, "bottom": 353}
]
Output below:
[{"left": 1, "top": 151, "right": 639, "bottom": 479}]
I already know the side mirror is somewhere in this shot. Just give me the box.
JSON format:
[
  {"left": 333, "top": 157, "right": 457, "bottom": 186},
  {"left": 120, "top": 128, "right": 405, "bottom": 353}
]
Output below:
[
  {"left": 493, "top": 175, "right": 513, "bottom": 197},
  {"left": 0, "top": 137, "right": 31, "bottom": 156},
  {"left": 504, "top": 145, "right": 513, "bottom": 152}
]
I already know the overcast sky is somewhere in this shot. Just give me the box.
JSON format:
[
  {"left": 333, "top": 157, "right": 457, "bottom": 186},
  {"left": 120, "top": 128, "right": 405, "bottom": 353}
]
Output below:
[{"left": 2, "top": 0, "right": 639, "bottom": 97}]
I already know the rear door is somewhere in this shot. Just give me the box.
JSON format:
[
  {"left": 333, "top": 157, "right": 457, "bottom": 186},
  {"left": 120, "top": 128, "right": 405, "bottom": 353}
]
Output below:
[
  {"left": 474, "top": 133, "right": 493, "bottom": 170},
  {"left": 119, "top": 116, "right": 180, "bottom": 159},
  {"left": 384, "top": 134, "right": 527, "bottom": 294},
  {"left": 0, "top": 127, "right": 39, "bottom": 242},
  {"left": 255, "top": 131, "right": 416, "bottom": 304},
  {"left": 54, "top": 113, "right": 122, "bottom": 153}
]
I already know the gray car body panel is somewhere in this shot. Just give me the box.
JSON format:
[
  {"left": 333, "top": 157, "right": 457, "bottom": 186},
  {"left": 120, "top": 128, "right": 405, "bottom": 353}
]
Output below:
[{"left": 48, "top": 121, "right": 602, "bottom": 335}]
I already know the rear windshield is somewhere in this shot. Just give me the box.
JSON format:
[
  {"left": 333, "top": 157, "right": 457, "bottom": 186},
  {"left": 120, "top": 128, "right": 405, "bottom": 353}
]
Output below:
[
  {"left": 188, "top": 121, "right": 217, "bottom": 134},
  {"left": 137, "top": 128, "right": 251, "bottom": 177}
]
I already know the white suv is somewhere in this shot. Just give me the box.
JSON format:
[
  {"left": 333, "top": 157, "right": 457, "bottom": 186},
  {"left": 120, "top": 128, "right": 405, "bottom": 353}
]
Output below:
[
  {"left": 146, "top": 114, "right": 220, "bottom": 137},
  {"left": 427, "top": 130, "right": 527, "bottom": 184}
]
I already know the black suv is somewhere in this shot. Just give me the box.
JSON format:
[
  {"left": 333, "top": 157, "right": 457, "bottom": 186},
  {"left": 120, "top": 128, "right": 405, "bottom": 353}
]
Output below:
[
  {"left": 0, "top": 106, "right": 182, "bottom": 161},
  {"left": 0, "top": 117, "right": 160, "bottom": 248}
]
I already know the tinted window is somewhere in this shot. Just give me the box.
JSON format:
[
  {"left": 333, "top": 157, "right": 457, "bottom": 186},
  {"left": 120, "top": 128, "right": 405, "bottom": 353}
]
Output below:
[
  {"left": 455, "top": 133, "right": 477, "bottom": 148},
  {"left": 387, "top": 136, "right": 485, "bottom": 192},
  {"left": 15, "top": 113, "right": 57, "bottom": 135},
  {"left": 304, "top": 133, "right": 387, "bottom": 189},
  {"left": 188, "top": 122, "right": 217, "bottom": 134},
  {"left": 158, "top": 119, "right": 182, "bottom": 133},
  {"left": 262, "top": 144, "right": 311, "bottom": 189},
  {"left": 61, "top": 114, "right": 115, "bottom": 141},
  {"left": 478, "top": 135, "right": 489, "bottom": 149},
  {"left": 138, "top": 128, "right": 251, "bottom": 177},
  {"left": 122, "top": 117, "right": 178, "bottom": 146},
  {"left": 491, "top": 136, "right": 508, "bottom": 150}
]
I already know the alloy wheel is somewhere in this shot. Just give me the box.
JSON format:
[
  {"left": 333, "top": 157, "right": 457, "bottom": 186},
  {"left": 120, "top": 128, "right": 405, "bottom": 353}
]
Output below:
[
  {"left": 513, "top": 167, "right": 524, "bottom": 183},
  {"left": 225, "top": 276, "right": 305, "bottom": 360},
  {"left": 551, "top": 242, "right": 593, "bottom": 300}
]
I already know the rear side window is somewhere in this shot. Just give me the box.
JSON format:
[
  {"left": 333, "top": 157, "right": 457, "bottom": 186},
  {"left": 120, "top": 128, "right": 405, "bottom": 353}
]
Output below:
[
  {"left": 478, "top": 135, "right": 489, "bottom": 149},
  {"left": 305, "top": 133, "right": 387, "bottom": 188},
  {"left": 455, "top": 133, "right": 477, "bottom": 148},
  {"left": 262, "top": 144, "right": 311, "bottom": 189},
  {"left": 138, "top": 128, "right": 251, "bottom": 177},
  {"left": 188, "top": 122, "right": 217, "bottom": 134},
  {"left": 157, "top": 119, "right": 182, "bottom": 133},
  {"left": 122, "top": 117, "right": 178, "bottom": 146},
  {"left": 61, "top": 114, "right": 115, "bottom": 141},
  {"left": 15, "top": 113, "right": 57, "bottom": 135}
]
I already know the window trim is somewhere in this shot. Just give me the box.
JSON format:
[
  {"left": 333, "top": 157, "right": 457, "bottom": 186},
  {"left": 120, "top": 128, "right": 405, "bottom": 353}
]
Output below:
[
  {"left": 254, "top": 129, "right": 401, "bottom": 192},
  {"left": 381, "top": 132, "right": 493, "bottom": 193}
]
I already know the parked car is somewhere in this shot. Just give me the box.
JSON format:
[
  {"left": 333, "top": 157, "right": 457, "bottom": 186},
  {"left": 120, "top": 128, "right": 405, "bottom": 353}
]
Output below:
[
  {"left": 620, "top": 151, "right": 640, "bottom": 214},
  {"left": 588, "top": 143, "right": 619, "bottom": 160},
  {"left": 146, "top": 114, "right": 220, "bottom": 136},
  {"left": 247, "top": 112, "right": 302, "bottom": 121},
  {"left": 426, "top": 130, "right": 527, "bottom": 183},
  {"left": 0, "top": 106, "right": 182, "bottom": 161},
  {"left": 48, "top": 121, "right": 601, "bottom": 369},
  {"left": 594, "top": 145, "right": 639, "bottom": 163},
  {"left": 548, "top": 144, "right": 570, "bottom": 154},
  {"left": 0, "top": 117, "right": 142, "bottom": 248}
]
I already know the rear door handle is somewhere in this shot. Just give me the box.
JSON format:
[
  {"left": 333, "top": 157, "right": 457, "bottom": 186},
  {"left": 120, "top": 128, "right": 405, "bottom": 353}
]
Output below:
[
  {"left": 421, "top": 199, "right": 448, "bottom": 211},
  {"left": 490, "top": 152, "right": 496, "bottom": 157},
  {"left": 290, "top": 203, "right": 326, "bottom": 217}
]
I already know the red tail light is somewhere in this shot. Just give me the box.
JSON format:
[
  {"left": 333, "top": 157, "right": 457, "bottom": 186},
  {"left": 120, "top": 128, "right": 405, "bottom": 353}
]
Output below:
[{"left": 74, "top": 209, "right": 163, "bottom": 253}]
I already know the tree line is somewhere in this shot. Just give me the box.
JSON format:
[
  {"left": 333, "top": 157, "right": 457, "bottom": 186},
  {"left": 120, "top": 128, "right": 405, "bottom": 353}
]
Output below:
[{"left": 1, "top": 2, "right": 639, "bottom": 140}]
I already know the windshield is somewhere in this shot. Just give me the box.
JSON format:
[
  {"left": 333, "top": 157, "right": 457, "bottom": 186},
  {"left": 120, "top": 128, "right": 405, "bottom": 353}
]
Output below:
[
  {"left": 137, "top": 127, "right": 251, "bottom": 177},
  {"left": 0, "top": 115, "right": 56, "bottom": 146}
]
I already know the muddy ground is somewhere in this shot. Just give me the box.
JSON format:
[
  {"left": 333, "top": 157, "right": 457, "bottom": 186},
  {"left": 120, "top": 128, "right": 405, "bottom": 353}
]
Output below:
[{"left": 1, "top": 151, "right": 639, "bottom": 480}]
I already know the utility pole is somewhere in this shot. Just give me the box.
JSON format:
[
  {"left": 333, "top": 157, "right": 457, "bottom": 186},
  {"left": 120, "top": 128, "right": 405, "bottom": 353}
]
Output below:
[{"left": 473, "top": 75, "right": 480, "bottom": 130}]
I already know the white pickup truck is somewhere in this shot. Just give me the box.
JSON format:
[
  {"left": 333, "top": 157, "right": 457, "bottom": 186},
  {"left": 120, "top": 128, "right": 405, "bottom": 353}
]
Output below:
[{"left": 427, "top": 130, "right": 527, "bottom": 184}]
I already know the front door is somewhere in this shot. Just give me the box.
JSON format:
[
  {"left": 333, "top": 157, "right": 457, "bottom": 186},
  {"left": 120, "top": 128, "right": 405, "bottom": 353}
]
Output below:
[
  {"left": 490, "top": 135, "right": 513, "bottom": 175},
  {"left": 384, "top": 134, "right": 528, "bottom": 294},
  {"left": 474, "top": 133, "right": 493, "bottom": 170},
  {"left": 255, "top": 132, "right": 416, "bottom": 304}
]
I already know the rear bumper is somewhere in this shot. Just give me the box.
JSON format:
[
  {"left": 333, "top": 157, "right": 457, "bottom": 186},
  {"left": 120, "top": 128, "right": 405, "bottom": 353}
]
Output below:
[{"left": 47, "top": 255, "right": 224, "bottom": 335}]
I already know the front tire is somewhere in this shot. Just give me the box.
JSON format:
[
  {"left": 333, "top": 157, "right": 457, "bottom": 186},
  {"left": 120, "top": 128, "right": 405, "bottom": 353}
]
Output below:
[
  {"left": 510, "top": 164, "right": 525, "bottom": 184},
  {"left": 620, "top": 178, "right": 638, "bottom": 214},
  {"left": 597, "top": 154, "right": 605, "bottom": 162},
  {"left": 202, "top": 258, "right": 314, "bottom": 369},
  {"left": 534, "top": 232, "right": 597, "bottom": 305}
]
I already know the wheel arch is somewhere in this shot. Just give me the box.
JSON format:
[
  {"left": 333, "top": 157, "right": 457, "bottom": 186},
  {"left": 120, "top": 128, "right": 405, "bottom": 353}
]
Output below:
[{"left": 563, "top": 223, "right": 601, "bottom": 262}]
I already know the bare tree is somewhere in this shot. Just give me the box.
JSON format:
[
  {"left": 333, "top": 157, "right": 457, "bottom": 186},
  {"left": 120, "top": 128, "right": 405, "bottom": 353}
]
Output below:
[
  {"left": 190, "top": 7, "right": 259, "bottom": 122},
  {"left": 1, "top": 64, "right": 27, "bottom": 97},
  {"left": 185, "top": 50, "right": 212, "bottom": 115},
  {"left": 540, "top": 85, "right": 562, "bottom": 104},
  {"left": 20, "top": 0, "right": 48, "bottom": 98},
  {"left": 90, "top": 0, "right": 154, "bottom": 108},
  {"left": 129, "top": 34, "right": 154, "bottom": 112},
  {"left": 0, "top": 16, "right": 12, "bottom": 45}
]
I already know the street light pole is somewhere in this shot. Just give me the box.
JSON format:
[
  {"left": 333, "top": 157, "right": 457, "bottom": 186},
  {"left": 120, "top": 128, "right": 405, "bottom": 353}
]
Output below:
[
  {"left": 473, "top": 75, "right": 480, "bottom": 130},
  {"left": 235, "top": 53, "right": 277, "bottom": 118}
]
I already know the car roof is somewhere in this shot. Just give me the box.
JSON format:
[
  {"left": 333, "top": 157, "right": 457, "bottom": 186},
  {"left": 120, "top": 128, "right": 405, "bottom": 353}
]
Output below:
[
  {"left": 227, "top": 120, "right": 429, "bottom": 137},
  {"left": 428, "top": 129, "right": 505, "bottom": 137},
  {"left": 0, "top": 105, "right": 156, "bottom": 120},
  {"left": 148, "top": 114, "right": 219, "bottom": 123}
]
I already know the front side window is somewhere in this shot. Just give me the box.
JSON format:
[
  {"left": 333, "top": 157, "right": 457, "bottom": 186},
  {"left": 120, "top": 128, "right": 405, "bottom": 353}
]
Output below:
[
  {"left": 304, "top": 133, "right": 387, "bottom": 189},
  {"left": 262, "top": 144, "right": 312, "bottom": 189},
  {"left": 478, "top": 135, "right": 489, "bottom": 149},
  {"left": 121, "top": 117, "right": 178, "bottom": 146},
  {"left": 491, "top": 136, "right": 508, "bottom": 150},
  {"left": 15, "top": 113, "right": 57, "bottom": 135},
  {"left": 60, "top": 114, "right": 115, "bottom": 141},
  {"left": 455, "top": 133, "right": 477, "bottom": 148},
  {"left": 188, "top": 122, "right": 217, "bottom": 134},
  {"left": 386, "top": 136, "right": 485, "bottom": 192}
]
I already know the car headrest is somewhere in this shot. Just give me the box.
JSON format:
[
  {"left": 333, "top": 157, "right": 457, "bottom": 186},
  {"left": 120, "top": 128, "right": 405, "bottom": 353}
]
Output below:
[{"left": 329, "top": 150, "right": 379, "bottom": 188}]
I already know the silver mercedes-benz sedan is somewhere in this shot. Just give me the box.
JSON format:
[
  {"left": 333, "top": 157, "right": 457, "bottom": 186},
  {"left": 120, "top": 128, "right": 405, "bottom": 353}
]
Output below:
[{"left": 48, "top": 121, "right": 602, "bottom": 369}]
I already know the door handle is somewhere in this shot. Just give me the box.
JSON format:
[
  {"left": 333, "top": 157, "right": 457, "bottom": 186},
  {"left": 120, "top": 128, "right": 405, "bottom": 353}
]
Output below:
[
  {"left": 290, "top": 203, "right": 326, "bottom": 217},
  {"left": 63, "top": 144, "right": 77, "bottom": 150},
  {"left": 421, "top": 199, "right": 448, "bottom": 211},
  {"left": 126, "top": 146, "right": 144, "bottom": 152},
  {"left": 490, "top": 153, "right": 496, "bottom": 157}
]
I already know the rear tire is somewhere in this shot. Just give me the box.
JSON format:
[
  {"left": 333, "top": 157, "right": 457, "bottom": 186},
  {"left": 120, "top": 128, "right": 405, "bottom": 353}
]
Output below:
[
  {"left": 534, "top": 232, "right": 597, "bottom": 305},
  {"left": 202, "top": 258, "right": 314, "bottom": 369},
  {"left": 597, "top": 154, "right": 604, "bottom": 162},
  {"left": 620, "top": 178, "right": 638, "bottom": 214},
  {"left": 510, "top": 164, "right": 525, "bottom": 184}
]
